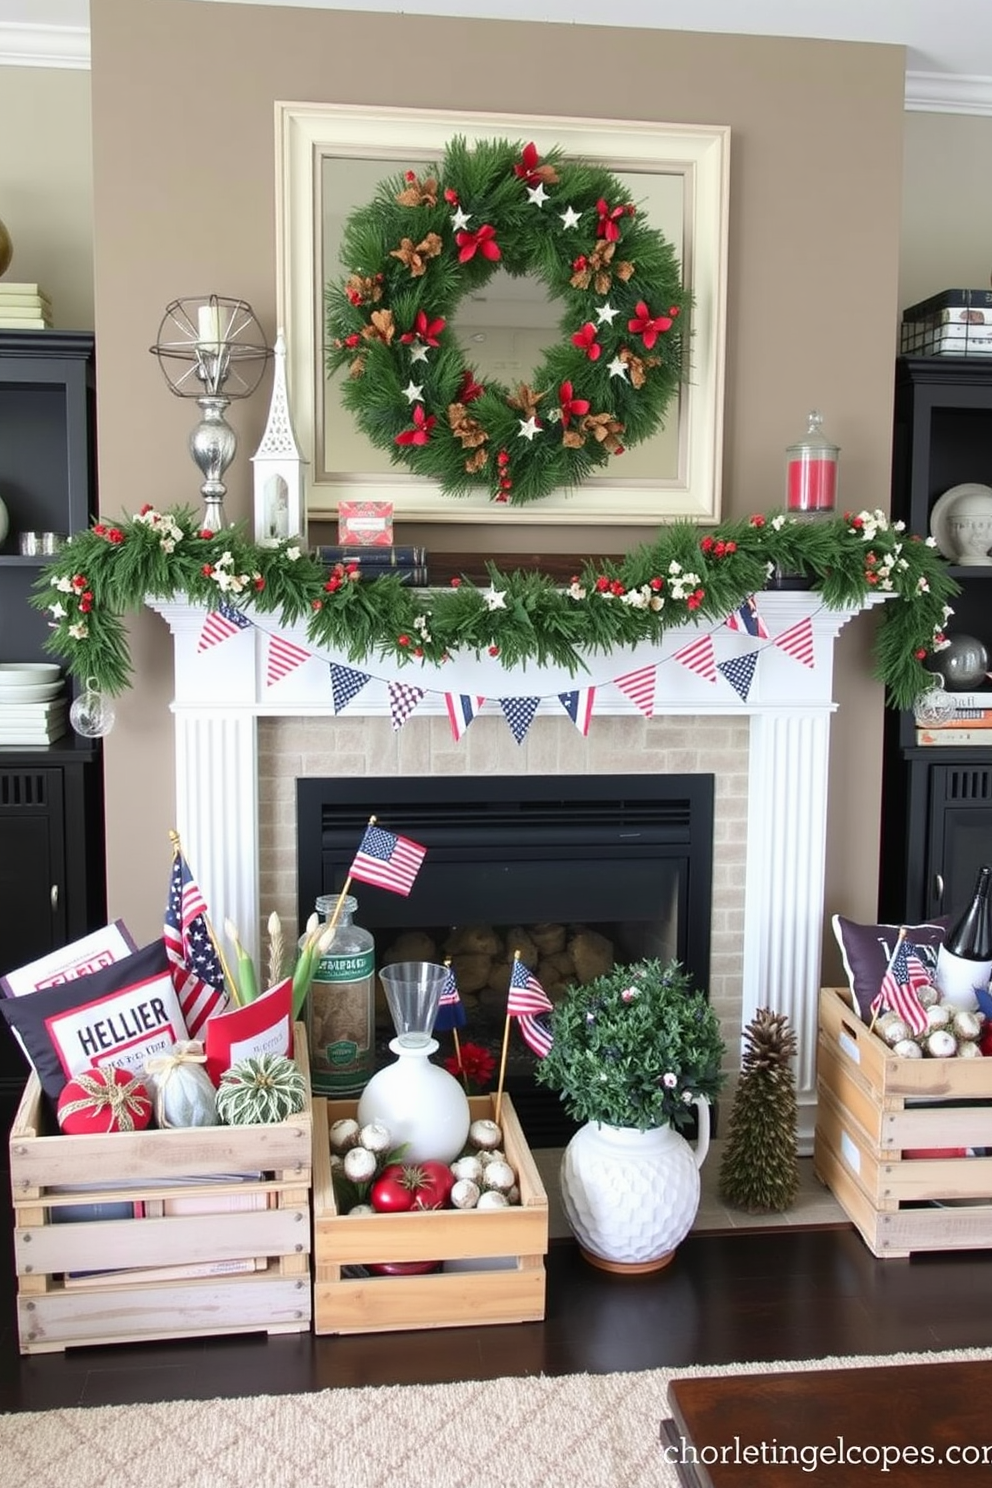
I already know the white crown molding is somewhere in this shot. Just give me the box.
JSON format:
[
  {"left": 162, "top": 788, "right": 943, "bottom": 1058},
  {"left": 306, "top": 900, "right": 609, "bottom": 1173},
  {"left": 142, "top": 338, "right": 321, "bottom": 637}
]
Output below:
[
  {"left": 0, "top": 21, "right": 89, "bottom": 69},
  {"left": 906, "top": 69, "right": 992, "bottom": 115}
]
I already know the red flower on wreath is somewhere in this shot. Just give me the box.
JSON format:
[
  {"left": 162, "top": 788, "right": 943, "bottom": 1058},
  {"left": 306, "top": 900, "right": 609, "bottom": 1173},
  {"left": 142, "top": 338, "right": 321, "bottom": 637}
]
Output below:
[
  {"left": 595, "top": 198, "right": 630, "bottom": 242},
  {"left": 400, "top": 309, "right": 446, "bottom": 348},
  {"left": 571, "top": 323, "right": 601, "bottom": 361},
  {"left": 457, "top": 368, "right": 485, "bottom": 403},
  {"left": 456, "top": 224, "right": 501, "bottom": 263},
  {"left": 628, "top": 300, "right": 674, "bottom": 351},
  {"left": 395, "top": 405, "right": 436, "bottom": 447},
  {"left": 559, "top": 380, "right": 590, "bottom": 428}
]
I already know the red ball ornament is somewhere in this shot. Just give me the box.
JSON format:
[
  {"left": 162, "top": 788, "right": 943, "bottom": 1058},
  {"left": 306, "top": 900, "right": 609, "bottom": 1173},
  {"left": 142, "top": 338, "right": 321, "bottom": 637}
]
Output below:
[{"left": 57, "top": 1066, "right": 153, "bottom": 1135}]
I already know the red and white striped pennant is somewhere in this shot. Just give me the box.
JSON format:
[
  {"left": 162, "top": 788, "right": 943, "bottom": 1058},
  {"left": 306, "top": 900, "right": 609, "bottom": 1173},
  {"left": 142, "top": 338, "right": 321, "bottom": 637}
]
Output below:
[
  {"left": 265, "top": 634, "right": 312, "bottom": 687},
  {"left": 673, "top": 634, "right": 717, "bottom": 683},
  {"left": 613, "top": 665, "right": 657, "bottom": 717},
  {"left": 774, "top": 616, "right": 815, "bottom": 669}
]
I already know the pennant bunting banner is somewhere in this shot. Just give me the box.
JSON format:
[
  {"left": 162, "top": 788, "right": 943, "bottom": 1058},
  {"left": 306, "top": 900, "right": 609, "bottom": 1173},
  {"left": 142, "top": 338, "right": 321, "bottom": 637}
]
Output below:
[
  {"left": 673, "top": 634, "right": 717, "bottom": 684},
  {"left": 388, "top": 681, "right": 426, "bottom": 731},
  {"left": 558, "top": 687, "right": 596, "bottom": 735},
  {"left": 329, "top": 662, "right": 371, "bottom": 713},
  {"left": 445, "top": 693, "right": 485, "bottom": 742},
  {"left": 613, "top": 665, "right": 657, "bottom": 717},
  {"left": 197, "top": 601, "right": 252, "bottom": 653},
  {"left": 724, "top": 595, "right": 769, "bottom": 639},
  {"left": 265, "top": 634, "right": 312, "bottom": 687},
  {"left": 774, "top": 616, "right": 816, "bottom": 668},
  {"left": 500, "top": 696, "right": 541, "bottom": 745},
  {"left": 717, "top": 651, "right": 759, "bottom": 703}
]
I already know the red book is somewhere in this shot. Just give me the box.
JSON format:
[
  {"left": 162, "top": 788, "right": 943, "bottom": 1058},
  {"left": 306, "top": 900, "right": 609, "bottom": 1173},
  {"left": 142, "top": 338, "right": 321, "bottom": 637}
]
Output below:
[{"left": 203, "top": 977, "right": 293, "bottom": 1085}]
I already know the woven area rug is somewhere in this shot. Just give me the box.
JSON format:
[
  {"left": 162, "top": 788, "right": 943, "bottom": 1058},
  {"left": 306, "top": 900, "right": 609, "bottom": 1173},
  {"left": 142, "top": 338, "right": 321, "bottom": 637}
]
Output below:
[{"left": 3, "top": 1348, "right": 992, "bottom": 1488}]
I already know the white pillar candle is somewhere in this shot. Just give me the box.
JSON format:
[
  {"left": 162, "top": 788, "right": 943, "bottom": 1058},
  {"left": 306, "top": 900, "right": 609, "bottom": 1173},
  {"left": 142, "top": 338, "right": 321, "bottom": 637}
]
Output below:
[{"left": 197, "top": 304, "right": 223, "bottom": 351}]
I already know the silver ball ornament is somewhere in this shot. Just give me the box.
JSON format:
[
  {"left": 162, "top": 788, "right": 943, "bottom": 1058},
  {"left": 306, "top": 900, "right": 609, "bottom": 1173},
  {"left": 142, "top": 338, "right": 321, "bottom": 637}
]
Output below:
[{"left": 70, "top": 680, "right": 116, "bottom": 738}]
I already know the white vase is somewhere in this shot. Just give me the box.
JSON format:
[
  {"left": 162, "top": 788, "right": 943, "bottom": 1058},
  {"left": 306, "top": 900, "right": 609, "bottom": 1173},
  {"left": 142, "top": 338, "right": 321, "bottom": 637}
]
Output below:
[
  {"left": 559, "top": 1098, "right": 710, "bottom": 1272},
  {"left": 357, "top": 1036, "right": 470, "bottom": 1163}
]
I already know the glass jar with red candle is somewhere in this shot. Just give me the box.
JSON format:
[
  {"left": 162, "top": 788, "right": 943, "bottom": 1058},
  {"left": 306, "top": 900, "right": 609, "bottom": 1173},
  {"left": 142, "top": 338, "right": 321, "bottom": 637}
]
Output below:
[{"left": 786, "top": 410, "right": 839, "bottom": 515}]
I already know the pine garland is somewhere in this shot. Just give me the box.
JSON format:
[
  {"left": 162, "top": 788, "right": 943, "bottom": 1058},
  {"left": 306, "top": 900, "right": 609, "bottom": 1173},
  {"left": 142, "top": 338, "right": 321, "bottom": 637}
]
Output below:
[
  {"left": 325, "top": 136, "right": 687, "bottom": 506},
  {"left": 31, "top": 504, "right": 957, "bottom": 711}
]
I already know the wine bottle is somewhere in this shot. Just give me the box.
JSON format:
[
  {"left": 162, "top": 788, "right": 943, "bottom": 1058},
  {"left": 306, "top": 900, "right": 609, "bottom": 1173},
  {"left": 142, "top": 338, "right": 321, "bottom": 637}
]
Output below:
[{"left": 934, "top": 865, "right": 992, "bottom": 1010}]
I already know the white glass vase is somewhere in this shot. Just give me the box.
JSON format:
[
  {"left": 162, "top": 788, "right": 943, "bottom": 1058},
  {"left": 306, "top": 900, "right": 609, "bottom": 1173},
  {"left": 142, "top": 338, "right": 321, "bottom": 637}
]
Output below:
[
  {"left": 559, "top": 1098, "right": 710, "bottom": 1272},
  {"left": 357, "top": 1036, "right": 470, "bottom": 1163}
]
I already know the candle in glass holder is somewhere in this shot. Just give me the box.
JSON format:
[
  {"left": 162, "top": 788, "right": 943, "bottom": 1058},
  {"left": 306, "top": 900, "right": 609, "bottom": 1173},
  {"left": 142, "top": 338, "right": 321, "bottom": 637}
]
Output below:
[{"left": 786, "top": 410, "right": 839, "bottom": 514}]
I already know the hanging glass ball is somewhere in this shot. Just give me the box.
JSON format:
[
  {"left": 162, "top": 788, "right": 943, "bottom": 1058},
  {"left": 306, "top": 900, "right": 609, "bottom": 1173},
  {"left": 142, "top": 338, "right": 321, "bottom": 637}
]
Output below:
[
  {"left": 913, "top": 684, "right": 957, "bottom": 727},
  {"left": 923, "top": 634, "right": 990, "bottom": 691},
  {"left": 70, "top": 680, "right": 116, "bottom": 738}
]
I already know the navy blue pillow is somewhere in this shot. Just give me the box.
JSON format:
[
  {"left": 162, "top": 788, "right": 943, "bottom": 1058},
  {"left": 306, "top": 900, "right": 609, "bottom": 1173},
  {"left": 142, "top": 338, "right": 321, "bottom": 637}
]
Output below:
[{"left": 831, "top": 914, "right": 948, "bottom": 1020}]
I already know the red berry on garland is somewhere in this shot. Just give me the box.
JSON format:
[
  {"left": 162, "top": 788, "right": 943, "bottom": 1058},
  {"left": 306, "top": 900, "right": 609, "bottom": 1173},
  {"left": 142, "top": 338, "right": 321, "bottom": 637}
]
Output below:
[
  {"left": 398, "top": 635, "right": 410, "bottom": 647},
  {"left": 450, "top": 577, "right": 462, "bottom": 587},
  {"left": 489, "top": 645, "right": 500, "bottom": 657}
]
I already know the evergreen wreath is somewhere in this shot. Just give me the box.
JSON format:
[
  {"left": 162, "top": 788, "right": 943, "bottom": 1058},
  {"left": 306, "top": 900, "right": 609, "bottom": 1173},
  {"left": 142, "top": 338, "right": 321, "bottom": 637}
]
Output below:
[
  {"left": 324, "top": 137, "right": 687, "bottom": 507},
  {"left": 33, "top": 504, "right": 957, "bottom": 712}
]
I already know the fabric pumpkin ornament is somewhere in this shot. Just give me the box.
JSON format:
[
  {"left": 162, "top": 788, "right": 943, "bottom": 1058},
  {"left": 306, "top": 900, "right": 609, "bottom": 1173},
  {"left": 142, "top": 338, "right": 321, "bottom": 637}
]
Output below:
[
  {"left": 57, "top": 1066, "right": 153, "bottom": 1135},
  {"left": 215, "top": 1053, "right": 306, "bottom": 1126},
  {"left": 144, "top": 1040, "right": 219, "bottom": 1129}
]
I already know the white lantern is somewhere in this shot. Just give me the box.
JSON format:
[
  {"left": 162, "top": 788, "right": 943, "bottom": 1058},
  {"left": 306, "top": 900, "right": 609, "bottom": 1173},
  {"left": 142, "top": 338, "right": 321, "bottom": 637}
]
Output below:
[{"left": 251, "top": 328, "right": 308, "bottom": 545}]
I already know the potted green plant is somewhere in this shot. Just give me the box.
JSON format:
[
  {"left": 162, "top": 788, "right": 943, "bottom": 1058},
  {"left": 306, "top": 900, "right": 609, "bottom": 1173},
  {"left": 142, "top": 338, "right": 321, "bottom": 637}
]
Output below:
[{"left": 534, "top": 957, "right": 726, "bottom": 1273}]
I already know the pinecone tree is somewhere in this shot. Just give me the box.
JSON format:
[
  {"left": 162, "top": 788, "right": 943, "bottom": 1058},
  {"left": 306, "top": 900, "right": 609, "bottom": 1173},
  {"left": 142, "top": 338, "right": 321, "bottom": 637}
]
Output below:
[{"left": 718, "top": 1007, "right": 800, "bottom": 1214}]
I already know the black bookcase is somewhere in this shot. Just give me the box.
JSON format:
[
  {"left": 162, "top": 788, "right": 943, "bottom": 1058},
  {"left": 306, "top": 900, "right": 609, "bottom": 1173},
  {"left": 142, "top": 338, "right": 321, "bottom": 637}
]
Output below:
[
  {"left": 0, "top": 332, "right": 106, "bottom": 1121},
  {"left": 879, "top": 357, "right": 992, "bottom": 924}
]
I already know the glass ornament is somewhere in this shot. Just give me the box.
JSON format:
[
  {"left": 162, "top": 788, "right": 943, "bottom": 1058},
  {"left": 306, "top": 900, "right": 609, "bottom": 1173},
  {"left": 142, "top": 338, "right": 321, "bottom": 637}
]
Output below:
[
  {"left": 923, "top": 634, "right": 990, "bottom": 691},
  {"left": 913, "top": 684, "right": 957, "bottom": 727},
  {"left": 69, "top": 678, "right": 116, "bottom": 738}
]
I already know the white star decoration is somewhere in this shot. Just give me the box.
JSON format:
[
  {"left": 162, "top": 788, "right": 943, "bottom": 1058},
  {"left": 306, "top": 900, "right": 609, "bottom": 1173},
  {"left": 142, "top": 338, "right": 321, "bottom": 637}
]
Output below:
[
  {"left": 408, "top": 343, "right": 430, "bottom": 363},
  {"left": 451, "top": 207, "right": 471, "bottom": 231},
  {"left": 526, "top": 182, "right": 549, "bottom": 208},
  {"left": 518, "top": 416, "right": 542, "bottom": 441},
  {"left": 607, "top": 356, "right": 629, "bottom": 380},
  {"left": 402, "top": 380, "right": 424, "bottom": 403},
  {"left": 559, "top": 205, "right": 582, "bottom": 229},
  {"left": 483, "top": 587, "right": 507, "bottom": 611},
  {"left": 596, "top": 301, "right": 619, "bottom": 326}
]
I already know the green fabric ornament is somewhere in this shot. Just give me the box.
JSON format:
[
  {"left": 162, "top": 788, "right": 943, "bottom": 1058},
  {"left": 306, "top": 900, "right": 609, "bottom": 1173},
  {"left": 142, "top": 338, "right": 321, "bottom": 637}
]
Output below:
[{"left": 216, "top": 1052, "right": 307, "bottom": 1126}]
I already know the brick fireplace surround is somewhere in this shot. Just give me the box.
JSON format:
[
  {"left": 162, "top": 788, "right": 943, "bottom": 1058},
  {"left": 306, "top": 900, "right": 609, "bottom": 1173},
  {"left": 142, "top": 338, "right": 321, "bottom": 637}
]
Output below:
[{"left": 150, "top": 590, "right": 878, "bottom": 1147}]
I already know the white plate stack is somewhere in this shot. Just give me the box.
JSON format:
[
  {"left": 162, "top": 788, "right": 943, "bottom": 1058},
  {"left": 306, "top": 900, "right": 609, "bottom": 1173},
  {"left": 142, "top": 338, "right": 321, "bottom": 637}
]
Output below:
[{"left": 0, "top": 663, "right": 68, "bottom": 745}]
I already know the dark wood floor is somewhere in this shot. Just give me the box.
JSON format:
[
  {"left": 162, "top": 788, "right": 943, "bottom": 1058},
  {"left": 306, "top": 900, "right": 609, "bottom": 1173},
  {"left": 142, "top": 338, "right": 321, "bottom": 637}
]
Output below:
[{"left": 3, "top": 1189, "right": 992, "bottom": 1413}]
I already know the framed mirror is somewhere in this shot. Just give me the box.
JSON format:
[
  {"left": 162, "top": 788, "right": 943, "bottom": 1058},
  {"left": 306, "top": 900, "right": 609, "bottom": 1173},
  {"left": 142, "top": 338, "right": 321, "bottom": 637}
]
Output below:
[{"left": 276, "top": 102, "right": 729, "bottom": 526}]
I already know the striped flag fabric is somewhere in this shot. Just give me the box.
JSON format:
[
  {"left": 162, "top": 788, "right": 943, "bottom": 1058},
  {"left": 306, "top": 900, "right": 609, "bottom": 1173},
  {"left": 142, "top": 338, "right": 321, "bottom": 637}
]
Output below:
[
  {"left": 163, "top": 850, "right": 229, "bottom": 1032},
  {"left": 445, "top": 693, "right": 485, "bottom": 742},
  {"left": 613, "top": 664, "right": 656, "bottom": 717},
  {"left": 349, "top": 823, "right": 427, "bottom": 897},
  {"left": 266, "top": 633, "right": 311, "bottom": 686},
  {"left": 197, "top": 601, "right": 252, "bottom": 652},
  {"left": 774, "top": 616, "right": 816, "bottom": 668},
  {"left": 725, "top": 595, "right": 769, "bottom": 639},
  {"left": 673, "top": 634, "right": 717, "bottom": 683},
  {"left": 518, "top": 1011, "right": 554, "bottom": 1059},
  {"left": 558, "top": 688, "right": 596, "bottom": 735},
  {"left": 434, "top": 962, "right": 466, "bottom": 1032},
  {"left": 870, "top": 939, "right": 930, "bottom": 1035},
  {"left": 507, "top": 955, "right": 553, "bottom": 1017}
]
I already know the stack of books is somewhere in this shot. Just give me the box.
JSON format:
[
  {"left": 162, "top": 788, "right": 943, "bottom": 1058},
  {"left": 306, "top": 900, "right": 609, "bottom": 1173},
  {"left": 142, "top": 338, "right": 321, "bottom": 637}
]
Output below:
[
  {"left": 916, "top": 691, "right": 992, "bottom": 747},
  {"left": 316, "top": 544, "right": 428, "bottom": 586},
  {"left": 0, "top": 282, "right": 53, "bottom": 331},
  {"left": 0, "top": 696, "right": 68, "bottom": 746}
]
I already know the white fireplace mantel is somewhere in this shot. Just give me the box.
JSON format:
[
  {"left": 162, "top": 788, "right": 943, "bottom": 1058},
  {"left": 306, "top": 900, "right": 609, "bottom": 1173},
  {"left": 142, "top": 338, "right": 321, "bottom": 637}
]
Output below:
[{"left": 149, "top": 590, "right": 882, "bottom": 1145}]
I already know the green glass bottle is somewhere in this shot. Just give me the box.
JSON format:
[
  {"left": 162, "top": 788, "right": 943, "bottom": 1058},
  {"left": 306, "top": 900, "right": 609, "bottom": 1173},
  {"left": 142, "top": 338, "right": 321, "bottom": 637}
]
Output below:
[{"left": 305, "top": 893, "right": 376, "bottom": 1096}]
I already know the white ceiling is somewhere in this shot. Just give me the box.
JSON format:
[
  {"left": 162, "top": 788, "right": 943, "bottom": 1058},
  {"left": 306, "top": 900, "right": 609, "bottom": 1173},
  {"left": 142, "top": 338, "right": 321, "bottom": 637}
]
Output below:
[{"left": 6, "top": 0, "right": 992, "bottom": 110}]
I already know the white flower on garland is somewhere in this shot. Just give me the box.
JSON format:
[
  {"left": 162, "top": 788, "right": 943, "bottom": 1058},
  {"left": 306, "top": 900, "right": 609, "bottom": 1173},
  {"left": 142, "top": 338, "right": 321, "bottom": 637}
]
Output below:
[
  {"left": 413, "top": 612, "right": 432, "bottom": 644},
  {"left": 134, "top": 506, "right": 184, "bottom": 553},
  {"left": 285, "top": 545, "right": 301, "bottom": 562},
  {"left": 771, "top": 515, "right": 787, "bottom": 531},
  {"left": 68, "top": 620, "right": 88, "bottom": 640},
  {"left": 567, "top": 578, "right": 587, "bottom": 600},
  {"left": 620, "top": 584, "right": 664, "bottom": 612},
  {"left": 207, "top": 550, "right": 255, "bottom": 595},
  {"left": 483, "top": 587, "right": 507, "bottom": 611}
]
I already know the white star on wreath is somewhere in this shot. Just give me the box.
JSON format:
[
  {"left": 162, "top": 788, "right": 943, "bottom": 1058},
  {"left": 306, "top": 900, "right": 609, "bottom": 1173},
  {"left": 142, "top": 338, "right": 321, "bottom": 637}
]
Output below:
[
  {"left": 607, "top": 356, "right": 630, "bottom": 380},
  {"left": 526, "top": 182, "right": 549, "bottom": 208},
  {"left": 408, "top": 343, "right": 430, "bottom": 363},
  {"left": 483, "top": 587, "right": 508, "bottom": 611},
  {"left": 596, "top": 301, "right": 620, "bottom": 326},
  {"left": 451, "top": 207, "right": 471, "bottom": 231},
  {"left": 559, "top": 205, "right": 582, "bottom": 229},
  {"left": 402, "top": 380, "right": 424, "bottom": 403},
  {"left": 518, "top": 416, "right": 542, "bottom": 441}
]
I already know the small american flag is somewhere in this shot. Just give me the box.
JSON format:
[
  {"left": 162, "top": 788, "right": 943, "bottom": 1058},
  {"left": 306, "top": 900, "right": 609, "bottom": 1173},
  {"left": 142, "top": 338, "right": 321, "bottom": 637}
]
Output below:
[
  {"left": 434, "top": 962, "right": 466, "bottom": 1032},
  {"left": 349, "top": 823, "right": 426, "bottom": 897},
  {"left": 518, "top": 1011, "right": 554, "bottom": 1059},
  {"left": 163, "top": 850, "right": 229, "bottom": 1033},
  {"left": 870, "top": 939, "right": 930, "bottom": 1035},
  {"left": 507, "top": 956, "right": 553, "bottom": 1017}
]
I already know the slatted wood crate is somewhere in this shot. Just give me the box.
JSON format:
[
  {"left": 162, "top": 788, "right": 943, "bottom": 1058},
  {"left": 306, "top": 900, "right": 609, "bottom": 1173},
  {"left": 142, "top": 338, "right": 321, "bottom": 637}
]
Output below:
[
  {"left": 8, "top": 1024, "right": 313, "bottom": 1353},
  {"left": 814, "top": 986, "right": 992, "bottom": 1257},
  {"left": 313, "top": 1092, "right": 548, "bottom": 1333}
]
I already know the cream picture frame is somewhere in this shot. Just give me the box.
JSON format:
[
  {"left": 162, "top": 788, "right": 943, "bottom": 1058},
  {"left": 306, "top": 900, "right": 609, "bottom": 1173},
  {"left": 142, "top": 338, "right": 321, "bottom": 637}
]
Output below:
[{"left": 275, "top": 101, "right": 730, "bottom": 527}]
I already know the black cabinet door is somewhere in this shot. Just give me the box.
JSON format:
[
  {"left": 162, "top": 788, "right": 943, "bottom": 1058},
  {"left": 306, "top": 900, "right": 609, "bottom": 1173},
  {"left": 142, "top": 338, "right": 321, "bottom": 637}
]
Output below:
[{"left": 925, "top": 760, "right": 992, "bottom": 919}]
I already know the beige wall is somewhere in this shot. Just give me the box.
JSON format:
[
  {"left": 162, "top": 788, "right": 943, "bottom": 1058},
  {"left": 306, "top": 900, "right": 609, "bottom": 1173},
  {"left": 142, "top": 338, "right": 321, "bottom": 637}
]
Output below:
[{"left": 3, "top": 4, "right": 924, "bottom": 980}]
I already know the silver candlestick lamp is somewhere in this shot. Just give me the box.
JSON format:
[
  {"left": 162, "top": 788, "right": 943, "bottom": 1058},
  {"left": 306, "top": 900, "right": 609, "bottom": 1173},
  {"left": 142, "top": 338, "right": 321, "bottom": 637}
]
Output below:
[{"left": 150, "top": 295, "right": 271, "bottom": 531}]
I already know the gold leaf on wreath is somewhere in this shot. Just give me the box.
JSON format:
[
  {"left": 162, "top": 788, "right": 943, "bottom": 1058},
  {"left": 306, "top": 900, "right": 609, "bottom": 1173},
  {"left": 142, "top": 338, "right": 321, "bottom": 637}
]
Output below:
[
  {"left": 507, "top": 383, "right": 546, "bottom": 420},
  {"left": 581, "top": 412, "right": 625, "bottom": 453},
  {"left": 464, "top": 446, "right": 489, "bottom": 473},
  {"left": 395, "top": 174, "right": 439, "bottom": 208},
  {"left": 619, "top": 346, "right": 660, "bottom": 389},
  {"left": 447, "top": 402, "right": 489, "bottom": 449},
  {"left": 348, "top": 354, "right": 367, "bottom": 378},
  {"left": 562, "top": 428, "right": 585, "bottom": 449},
  {"left": 345, "top": 273, "right": 383, "bottom": 306},
  {"left": 389, "top": 233, "right": 443, "bottom": 277},
  {"left": 570, "top": 241, "right": 634, "bottom": 294},
  {"left": 361, "top": 309, "right": 396, "bottom": 346}
]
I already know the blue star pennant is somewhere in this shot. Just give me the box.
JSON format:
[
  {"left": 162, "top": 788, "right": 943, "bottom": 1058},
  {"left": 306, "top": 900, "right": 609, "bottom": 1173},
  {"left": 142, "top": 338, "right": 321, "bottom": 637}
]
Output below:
[{"left": 499, "top": 696, "right": 541, "bottom": 745}]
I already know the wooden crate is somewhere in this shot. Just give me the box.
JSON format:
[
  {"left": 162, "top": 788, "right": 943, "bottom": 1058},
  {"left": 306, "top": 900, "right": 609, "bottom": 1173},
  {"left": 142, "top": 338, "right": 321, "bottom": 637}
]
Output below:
[
  {"left": 8, "top": 1024, "right": 313, "bottom": 1353},
  {"left": 813, "top": 986, "right": 992, "bottom": 1257},
  {"left": 313, "top": 1093, "right": 548, "bottom": 1333}
]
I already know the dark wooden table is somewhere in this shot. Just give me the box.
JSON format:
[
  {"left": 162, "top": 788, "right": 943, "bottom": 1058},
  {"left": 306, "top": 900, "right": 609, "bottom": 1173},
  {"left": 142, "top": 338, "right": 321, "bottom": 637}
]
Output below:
[{"left": 662, "top": 1359, "right": 992, "bottom": 1485}]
